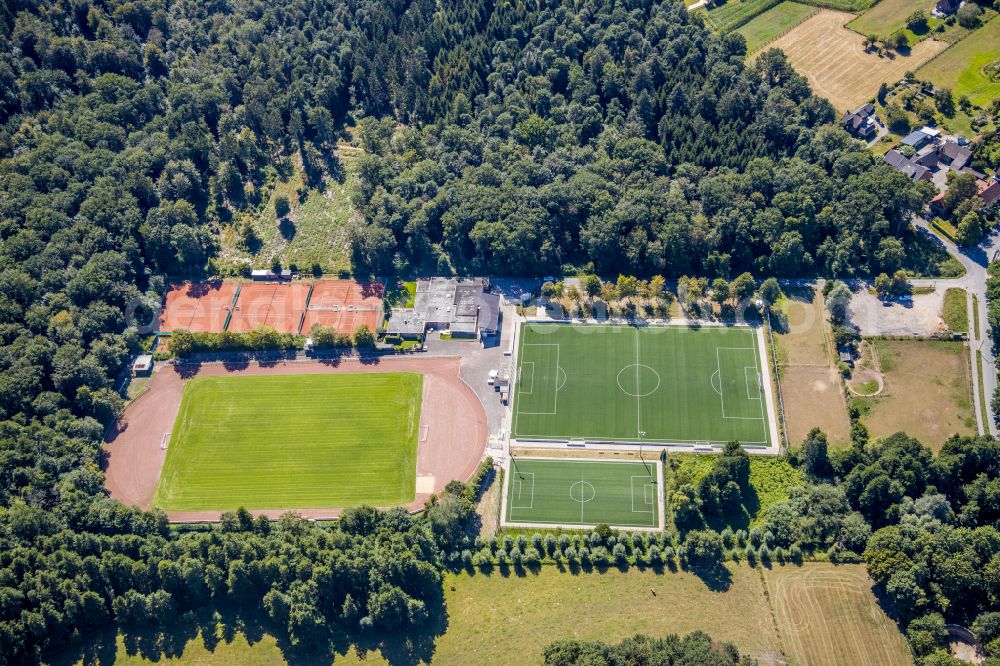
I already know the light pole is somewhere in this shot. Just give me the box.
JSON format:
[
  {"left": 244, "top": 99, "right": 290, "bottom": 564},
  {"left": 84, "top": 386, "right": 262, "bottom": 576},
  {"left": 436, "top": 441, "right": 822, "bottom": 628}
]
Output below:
[{"left": 639, "top": 430, "right": 648, "bottom": 475}]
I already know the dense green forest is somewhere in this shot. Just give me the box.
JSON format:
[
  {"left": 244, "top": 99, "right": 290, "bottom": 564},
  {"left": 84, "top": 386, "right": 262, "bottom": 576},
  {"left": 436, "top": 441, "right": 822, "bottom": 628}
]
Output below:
[{"left": 0, "top": 0, "right": 981, "bottom": 663}]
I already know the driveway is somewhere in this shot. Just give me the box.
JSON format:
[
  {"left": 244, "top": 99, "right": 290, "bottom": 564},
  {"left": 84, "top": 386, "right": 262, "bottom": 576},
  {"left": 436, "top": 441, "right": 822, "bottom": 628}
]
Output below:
[{"left": 911, "top": 216, "right": 998, "bottom": 437}]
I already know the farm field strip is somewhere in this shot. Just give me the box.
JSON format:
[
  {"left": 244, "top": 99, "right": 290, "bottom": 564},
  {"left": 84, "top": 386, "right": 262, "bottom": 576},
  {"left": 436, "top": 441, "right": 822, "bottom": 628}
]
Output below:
[
  {"left": 763, "top": 9, "right": 948, "bottom": 111},
  {"left": 736, "top": 2, "right": 819, "bottom": 53}
]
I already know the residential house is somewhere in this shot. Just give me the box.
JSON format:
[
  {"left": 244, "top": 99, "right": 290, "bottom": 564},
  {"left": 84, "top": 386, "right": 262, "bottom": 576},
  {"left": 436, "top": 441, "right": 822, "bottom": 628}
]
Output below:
[
  {"left": 883, "top": 149, "right": 932, "bottom": 181},
  {"left": 979, "top": 178, "right": 1000, "bottom": 209},
  {"left": 938, "top": 141, "right": 974, "bottom": 171},
  {"left": 932, "top": 0, "right": 961, "bottom": 17},
  {"left": 841, "top": 103, "right": 878, "bottom": 140}
]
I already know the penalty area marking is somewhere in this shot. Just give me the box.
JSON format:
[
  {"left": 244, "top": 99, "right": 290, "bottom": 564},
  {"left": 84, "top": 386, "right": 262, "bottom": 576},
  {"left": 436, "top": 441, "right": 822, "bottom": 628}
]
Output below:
[
  {"left": 515, "top": 344, "right": 561, "bottom": 416},
  {"left": 744, "top": 366, "right": 762, "bottom": 400},
  {"left": 510, "top": 472, "right": 535, "bottom": 510},
  {"left": 631, "top": 475, "right": 655, "bottom": 514}
]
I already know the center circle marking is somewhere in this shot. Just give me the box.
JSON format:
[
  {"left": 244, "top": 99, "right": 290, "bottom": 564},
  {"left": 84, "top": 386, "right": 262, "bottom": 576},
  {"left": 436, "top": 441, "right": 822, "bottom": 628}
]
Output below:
[
  {"left": 616, "top": 364, "right": 661, "bottom": 397},
  {"left": 570, "top": 481, "right": 596, "bottom": 503}
]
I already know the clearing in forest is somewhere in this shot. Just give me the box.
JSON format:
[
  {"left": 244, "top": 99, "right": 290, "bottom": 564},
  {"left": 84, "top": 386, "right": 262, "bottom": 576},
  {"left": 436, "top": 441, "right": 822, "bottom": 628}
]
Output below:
[{"left": 764, "top": 564, "right": 913, "bottom": 666}]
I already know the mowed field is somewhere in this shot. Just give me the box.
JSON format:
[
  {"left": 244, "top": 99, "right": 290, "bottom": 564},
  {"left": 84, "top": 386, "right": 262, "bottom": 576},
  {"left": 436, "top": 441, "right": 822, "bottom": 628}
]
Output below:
[
  {"left": 512, "top": 324, "right": 774, "bottom": 446},
  {"left": 763, "top": 10, "right": 948, "bottom": 111},
  {"left": 918, "top": 16, "right": 1000, "bottom": 106},
  {"left": 505, "top": 458, "right": 660, "bottom": 528},
  {"left": 154, "top": 373, "right": 422, "bottom": 510},
  {"left": 772, "top": 287, "right": 851, "bottom": 446},
  {"left": 764, "top": 564, "right": 912, "bottom": 666},
  {"left": 73, "top": 564, "right": 911, "bottom": 666},
  {"left": 735, "top": 2, "right": 817, "bottom": 53},
  {"left": 859, "top": 339, "right": 974, "bottom": 450}
]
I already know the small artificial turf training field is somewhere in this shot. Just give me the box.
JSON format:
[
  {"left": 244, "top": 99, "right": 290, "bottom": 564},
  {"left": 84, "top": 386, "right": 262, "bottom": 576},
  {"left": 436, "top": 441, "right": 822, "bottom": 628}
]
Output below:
[
  {"left": 512, "top": 323, "right": 774, "bottom": 446},
  {"left": 154, "top": 373, "right": 422, "bottom": 511},
  {"left": 503, "top": 458, "right": 662, "bottom": 529}
]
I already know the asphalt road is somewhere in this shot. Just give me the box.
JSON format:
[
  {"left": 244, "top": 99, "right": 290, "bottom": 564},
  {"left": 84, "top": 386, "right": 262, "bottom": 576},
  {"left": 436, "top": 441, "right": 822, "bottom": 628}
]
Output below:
[{"left": 911, "top": 216, "right": 999, "bottom": 437}]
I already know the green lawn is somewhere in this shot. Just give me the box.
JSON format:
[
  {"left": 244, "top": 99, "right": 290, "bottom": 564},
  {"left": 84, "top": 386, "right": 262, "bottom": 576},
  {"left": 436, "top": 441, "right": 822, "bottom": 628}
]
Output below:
[
  {"left": 700, "top": 0, "right": 783, "bottom": 34},
  {"left": 154, "top": 373, "right": 422, "bottom": 510},
  {"left": 736, "top": 2, "right": 818, "bottom": 52},
  {"left": 512, "top": 324, "right": 774, "bottom": 446},
  {"left": 505, "top": 458, "right": 660, "bottom": 528},
  {"left": 918, "top": 16, "right": 1000, "bottom": 106},
  {"left": 942, "top": 287, "right": 969, "bottom": 333}
]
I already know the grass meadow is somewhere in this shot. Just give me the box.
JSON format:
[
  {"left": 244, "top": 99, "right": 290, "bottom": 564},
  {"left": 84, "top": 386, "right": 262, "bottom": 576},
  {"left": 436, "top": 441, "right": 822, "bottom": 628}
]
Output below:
[
  {"left": 846, "top": 0, "right": 939, "bottom": 44},
  {"left": 918, "top": 16, "right": 1000, "bottom": 106},
  {"left": 154, "top": 373, "right": 422, "bottom": 511},
  {"left": 736, "top": 2, "right": 818, "bottom": 53},
  {"left": 69, "top": 564, "right": 911, "bottom": 665},
  {"left": 855, "top": 339, "right": 974, "bottom": 450},
  {"left": 942, "top": 288, "right": 969, "bottom": 333}
]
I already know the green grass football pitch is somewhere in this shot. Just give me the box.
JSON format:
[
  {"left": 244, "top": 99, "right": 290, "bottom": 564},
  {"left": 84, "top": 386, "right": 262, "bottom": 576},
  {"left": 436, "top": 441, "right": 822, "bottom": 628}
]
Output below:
[
  {"left": 154, "top": 373, "right": 422, "bottom": 511},
  {"left": 504, "top": 458, "right": 660, "bottom": 528},
  {"left": 511, "top": 324, "right": 773, "bottom": 446}
]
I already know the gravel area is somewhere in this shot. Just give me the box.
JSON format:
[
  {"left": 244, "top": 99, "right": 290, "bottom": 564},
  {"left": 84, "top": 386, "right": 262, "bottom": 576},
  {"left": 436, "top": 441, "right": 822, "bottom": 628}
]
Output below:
[{"left": 848, "top": 288, "right": 947, "bottom": 336}]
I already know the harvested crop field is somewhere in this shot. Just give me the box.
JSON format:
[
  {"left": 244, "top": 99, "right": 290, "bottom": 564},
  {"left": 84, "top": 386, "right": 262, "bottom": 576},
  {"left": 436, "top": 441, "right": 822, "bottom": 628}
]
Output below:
[
  {"left": 764, "top": 564, "right": 912, "bottom": 666},
  {"left": 763, "top": 10, "right": 948, "bottom": 111}
]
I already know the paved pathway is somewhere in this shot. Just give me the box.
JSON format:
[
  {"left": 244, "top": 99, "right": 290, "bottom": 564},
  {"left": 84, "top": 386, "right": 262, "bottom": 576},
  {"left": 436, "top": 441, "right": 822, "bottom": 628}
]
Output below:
[{"left": 911, "top": 217, "right": 999, "bottom": 437}]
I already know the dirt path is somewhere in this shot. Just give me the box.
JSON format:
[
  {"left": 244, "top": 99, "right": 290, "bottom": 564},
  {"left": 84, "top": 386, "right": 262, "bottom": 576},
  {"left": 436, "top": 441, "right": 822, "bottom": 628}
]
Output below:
[{"left": 102, "top": 356, "right": 488, "bottom": 521}]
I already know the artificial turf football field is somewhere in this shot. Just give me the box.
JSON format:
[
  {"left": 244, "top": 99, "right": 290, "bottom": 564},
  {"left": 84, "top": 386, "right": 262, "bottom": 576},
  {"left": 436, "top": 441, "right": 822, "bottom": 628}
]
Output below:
[
  {"left": 504, "top": 458, "right": 660, "bottom": 528},
  {"left": 512, "top": 323, "right": 773, "bottom": 446},
  {"left": 154, "top": 373, "right": 422, "bottom": 511}
]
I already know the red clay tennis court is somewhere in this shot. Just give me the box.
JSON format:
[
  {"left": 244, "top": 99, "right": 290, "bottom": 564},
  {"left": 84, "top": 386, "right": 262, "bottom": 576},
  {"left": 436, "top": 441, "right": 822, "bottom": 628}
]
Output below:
[
  {"left": 227, "top": 283, "right": 312, "bottom": 334},
  {"left": 300, "top": 280, "right": 384, "bottom": 335},
  {"left": 159, "top": 282, "right": 238, "bottom": 333}
]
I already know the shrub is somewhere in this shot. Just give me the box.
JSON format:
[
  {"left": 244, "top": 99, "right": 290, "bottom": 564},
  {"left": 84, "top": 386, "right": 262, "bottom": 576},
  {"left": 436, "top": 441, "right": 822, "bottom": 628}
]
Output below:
[
  {"left": 274, "top": 194, "right": 291, "bottom": 218},
  {"left": 957, "top": 2, "right": 981, "bottom": 28}
]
